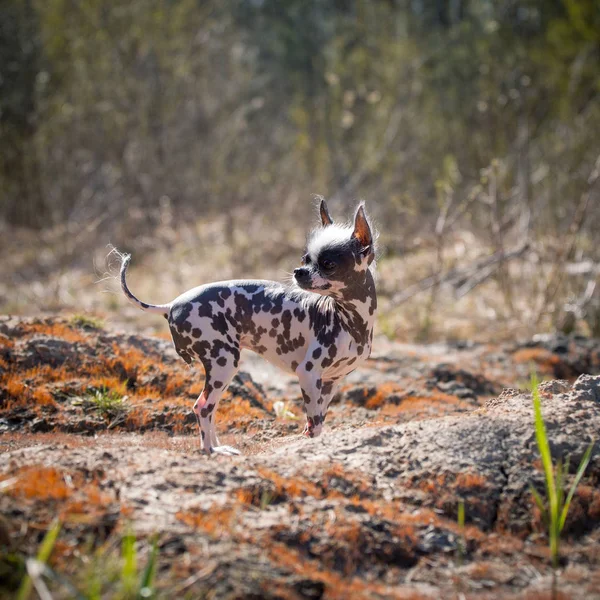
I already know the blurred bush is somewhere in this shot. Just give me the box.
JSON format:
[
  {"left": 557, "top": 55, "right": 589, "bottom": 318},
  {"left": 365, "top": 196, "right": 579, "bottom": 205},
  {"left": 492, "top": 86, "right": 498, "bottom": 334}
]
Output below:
[
  {"left": 1, "top": 1, "right": 598, "bottom": 232},
  {"left": 0, "top": 0, "right": 599, "bottom": 337}
]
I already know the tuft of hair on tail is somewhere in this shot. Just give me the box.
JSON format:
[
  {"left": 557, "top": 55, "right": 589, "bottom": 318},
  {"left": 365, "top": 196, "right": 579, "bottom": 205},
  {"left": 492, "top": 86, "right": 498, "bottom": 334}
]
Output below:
[{"left": 110, "top": 245, "right": 170, "bottom": 318}]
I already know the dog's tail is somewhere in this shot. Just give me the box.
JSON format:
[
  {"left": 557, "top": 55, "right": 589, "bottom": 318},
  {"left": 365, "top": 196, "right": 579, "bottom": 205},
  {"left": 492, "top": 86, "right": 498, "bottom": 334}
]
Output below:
[{"left": 117, "top": 251, "right": 171, "bottom": 317}]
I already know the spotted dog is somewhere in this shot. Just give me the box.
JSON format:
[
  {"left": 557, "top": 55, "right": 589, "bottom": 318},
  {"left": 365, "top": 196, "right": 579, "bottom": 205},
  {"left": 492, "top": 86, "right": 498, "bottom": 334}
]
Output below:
[{"left": 118, "top": 200, "right": 377, "bottom": 455}]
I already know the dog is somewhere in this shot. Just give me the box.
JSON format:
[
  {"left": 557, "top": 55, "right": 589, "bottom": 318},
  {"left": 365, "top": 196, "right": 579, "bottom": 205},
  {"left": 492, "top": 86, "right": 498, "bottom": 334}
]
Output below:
[{"left": 118, "top": 199, "right": 377, "bottom": 455}]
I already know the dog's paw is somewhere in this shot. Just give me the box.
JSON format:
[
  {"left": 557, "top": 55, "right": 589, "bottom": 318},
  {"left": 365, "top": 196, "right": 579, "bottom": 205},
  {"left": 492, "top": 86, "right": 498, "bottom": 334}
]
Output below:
[{"left": 211, "top": 445, "right": 241, "bottom": 456}]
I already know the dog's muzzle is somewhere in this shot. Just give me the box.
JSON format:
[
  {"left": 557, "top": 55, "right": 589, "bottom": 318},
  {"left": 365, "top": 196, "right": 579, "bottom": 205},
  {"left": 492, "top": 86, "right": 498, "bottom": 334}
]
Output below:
[{"left": 294, "top": 267, "right": 312, "bottom": 288}]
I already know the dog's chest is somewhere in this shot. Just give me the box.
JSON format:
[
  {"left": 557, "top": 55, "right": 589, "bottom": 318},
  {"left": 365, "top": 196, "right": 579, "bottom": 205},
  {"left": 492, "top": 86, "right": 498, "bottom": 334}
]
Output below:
[{"left": 320, "top": 330, "right": 371, "bottom": 380}]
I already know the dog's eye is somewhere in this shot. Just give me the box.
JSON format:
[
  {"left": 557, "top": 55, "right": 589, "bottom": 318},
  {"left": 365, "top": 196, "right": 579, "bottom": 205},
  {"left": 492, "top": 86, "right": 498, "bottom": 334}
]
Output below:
[
  {"left": 320, "top": 259, "right": 336, "bottom": 271},
  {"left": 302, "top": 254, "right": 312, "bottom": 265}
]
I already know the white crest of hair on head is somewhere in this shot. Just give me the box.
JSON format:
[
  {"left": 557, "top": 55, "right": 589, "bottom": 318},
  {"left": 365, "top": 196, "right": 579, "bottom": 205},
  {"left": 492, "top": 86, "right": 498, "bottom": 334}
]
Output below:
[{"left": 306, "top": 223, "right": 354, "bottom": 257}]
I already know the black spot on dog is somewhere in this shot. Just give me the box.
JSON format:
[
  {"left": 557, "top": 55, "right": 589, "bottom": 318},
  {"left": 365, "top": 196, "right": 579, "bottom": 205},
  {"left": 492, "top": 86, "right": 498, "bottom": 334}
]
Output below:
[
  {"left": 191, "top": 340, "right": 211, "bottom": 357},
  {"left": 322, "top": 381, "right": 334, "bottom": 395},
  {"left": 214, "top": 381, "right": 223, "bottom": 389},
  {"left": 198, "top": 303, "right": 213, "bottom": 319},
  {"left": 293, "top": 307, "right": 306, "bottom": 323},
  {"left": 312, "top": 347, "right": 322, "bottom": 359},
  {"left": 212, "top": 313, "right": 228, "bottom": 336},
  {"left": 200, "top": 403, "right": 216, "bottom": 418},
  {"left": 305, "top": 361, "right": 313, "bottom": 372},
  {"left": 301, "top": 390, "right": 311, "bottom": 404},
  {"left": 216, "top": 356, "right": 227, "bottom": 367}
]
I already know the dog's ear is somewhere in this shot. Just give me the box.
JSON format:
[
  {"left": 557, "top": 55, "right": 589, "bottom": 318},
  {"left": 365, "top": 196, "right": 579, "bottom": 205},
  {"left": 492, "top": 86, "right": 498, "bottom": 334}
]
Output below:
[
  {"left": 319, "top": 199, "right": 334, "bottom": 227},
  {"left": 352, "top": 204, "right": 372, "bottom": 250}
]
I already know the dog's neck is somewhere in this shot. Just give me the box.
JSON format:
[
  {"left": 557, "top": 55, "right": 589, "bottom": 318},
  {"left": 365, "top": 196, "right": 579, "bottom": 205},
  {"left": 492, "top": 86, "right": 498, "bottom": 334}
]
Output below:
[{"left": 331, "top": 268, "right": 377, "bottom": 347}]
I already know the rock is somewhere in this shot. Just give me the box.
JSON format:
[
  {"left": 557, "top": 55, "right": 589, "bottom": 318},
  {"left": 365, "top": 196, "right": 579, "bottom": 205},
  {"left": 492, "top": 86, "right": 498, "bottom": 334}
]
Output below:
[
  {"left": 428, "top": 365, "right": 499, "bottom": 397},
  {"left": 266, "top": 376, "right": 600, "bottom": 534},
  {"left": 227, "top": 371, "right": 269, "bottom": 412},
  {"left": 14, "top": 336, "right": 84, "bottom": 369},
  {"left": 30, "top": 417, "right": 53, "bottom": 433},
  {"left": 571, "top": 373, "right": 600, "bottom": 402},
  {"left": 293, "top": 579, "right": 325, "bottom": 599},
  {"left": 538, "top": 379, "right": 570, "bottom": 395}
]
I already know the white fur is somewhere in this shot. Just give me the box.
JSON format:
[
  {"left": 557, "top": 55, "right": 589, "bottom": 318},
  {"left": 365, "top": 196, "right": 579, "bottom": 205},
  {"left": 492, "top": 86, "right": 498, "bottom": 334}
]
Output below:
[{"left": 306, "top": 224, "right": 354, "bottom": 259}]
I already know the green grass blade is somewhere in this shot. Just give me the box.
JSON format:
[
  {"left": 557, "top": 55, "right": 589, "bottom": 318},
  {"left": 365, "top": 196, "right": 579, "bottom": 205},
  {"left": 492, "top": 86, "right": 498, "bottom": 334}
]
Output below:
[
  {"left": 137, "top": 536, "right": 159, "bottom": 598},
  {"left": 121, "top": 530, "right": 138, "bottom": 595},
  {"left": 530, "top": 485, "right": 546, "bottom": 513},
  {"left": 16, "top": 519, "right": 61, "bottom": 600},
  {"left": 456, "top": 499, "right": 466, "bottom": 566},
  {"left": 559, "top": 440, "right": 595, "bottom": 533},
  {"left": 531, "top": 376, "right": 558, "bottom": 522},
  {"left": 556, "top": 459, "right": 564, "bottom": 517}
]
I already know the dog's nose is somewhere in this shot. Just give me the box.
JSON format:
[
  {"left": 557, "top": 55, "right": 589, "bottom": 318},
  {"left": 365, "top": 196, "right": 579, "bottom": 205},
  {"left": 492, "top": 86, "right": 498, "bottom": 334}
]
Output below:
[{"left": 294, "top": 267, "right": 310, "bottom": 281}]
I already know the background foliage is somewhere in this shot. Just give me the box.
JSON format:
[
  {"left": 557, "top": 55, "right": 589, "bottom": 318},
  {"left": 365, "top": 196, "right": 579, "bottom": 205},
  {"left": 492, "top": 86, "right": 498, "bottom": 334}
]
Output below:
[{"left": 1, "top": 0, "right": 599, "bottom": 339}]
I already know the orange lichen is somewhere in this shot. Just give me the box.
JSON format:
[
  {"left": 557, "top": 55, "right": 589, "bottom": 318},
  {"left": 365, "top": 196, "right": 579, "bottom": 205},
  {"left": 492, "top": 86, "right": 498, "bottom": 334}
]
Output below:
[
  {"left": 512, "top": 348, "right": 560, "bottom": 370},
  {"left": 176, "top": 504, "right": 238, "bottom": 537},
  {"left": 413, "top": 471, "right": 489, "bottom": 496},
  {"left": 378, "top": 391, "right": 467, "bottom": 419},
  {"left": 164, "top": 372, "right": 194, "bottom": 397},
  {"left": 32, "top": 387, "right": 56, "bottom": 406},
  {"left": 265, "top": 541, "right": 426, "bottom": 600},
  {"left": 19, "top": 365, "right": 72, "bottom": 383},
  {"left": 455, "top": 472, "right": 488, "bottom": 489},
  {"left": 4, "top": 375, "right": 27, "bottom": 399},
  {"left": 87, "top": 377, "right": 128, "bottom": 396},
  {"left": 218, "top": 398, "right": 265, "bottom": 422},
  {"left": 256, "top": 467, "right": 324, "bottom": 500},
  {"left": 132, "top": 385, "right": 163, "bottom": 401},
  {"left": 4, "top": 466, "right": 73, "bottom": 501},
  {"left": 0, "top": 337, "right": 14, "bottom": 349},
  {"left": 22, "top": 322, "right": 87, "bottom": 344},
  {"left": 234, "top": 489, "right": 256, "bottom": 505},
  {"left": 59, "top": 485, "right": 113, "bottom": 520},
  {"left": 365, "top": 384, "right": 401, "bottom": 409}
]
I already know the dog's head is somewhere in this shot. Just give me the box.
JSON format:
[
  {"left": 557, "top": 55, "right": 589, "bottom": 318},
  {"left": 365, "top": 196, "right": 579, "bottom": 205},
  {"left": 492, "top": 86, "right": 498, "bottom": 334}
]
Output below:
[{"left": 293, "top": 199, "right": 375, "bottom": 298}]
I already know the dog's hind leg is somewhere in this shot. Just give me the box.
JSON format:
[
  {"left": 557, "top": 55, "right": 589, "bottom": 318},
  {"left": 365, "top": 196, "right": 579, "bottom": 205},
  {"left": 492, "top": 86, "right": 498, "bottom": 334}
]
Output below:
[{"left": 193, "top": 360, "right": 240, "bottom": 456}]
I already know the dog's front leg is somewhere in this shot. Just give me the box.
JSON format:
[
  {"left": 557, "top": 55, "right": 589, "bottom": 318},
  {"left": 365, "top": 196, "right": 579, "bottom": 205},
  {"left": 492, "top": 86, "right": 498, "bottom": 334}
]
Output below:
[
  {"left": 297, "top": 363, "right": 327, "bottom": 439},
  {"left": 193, "top": 390, "right": 212, "bottom": 454}
]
